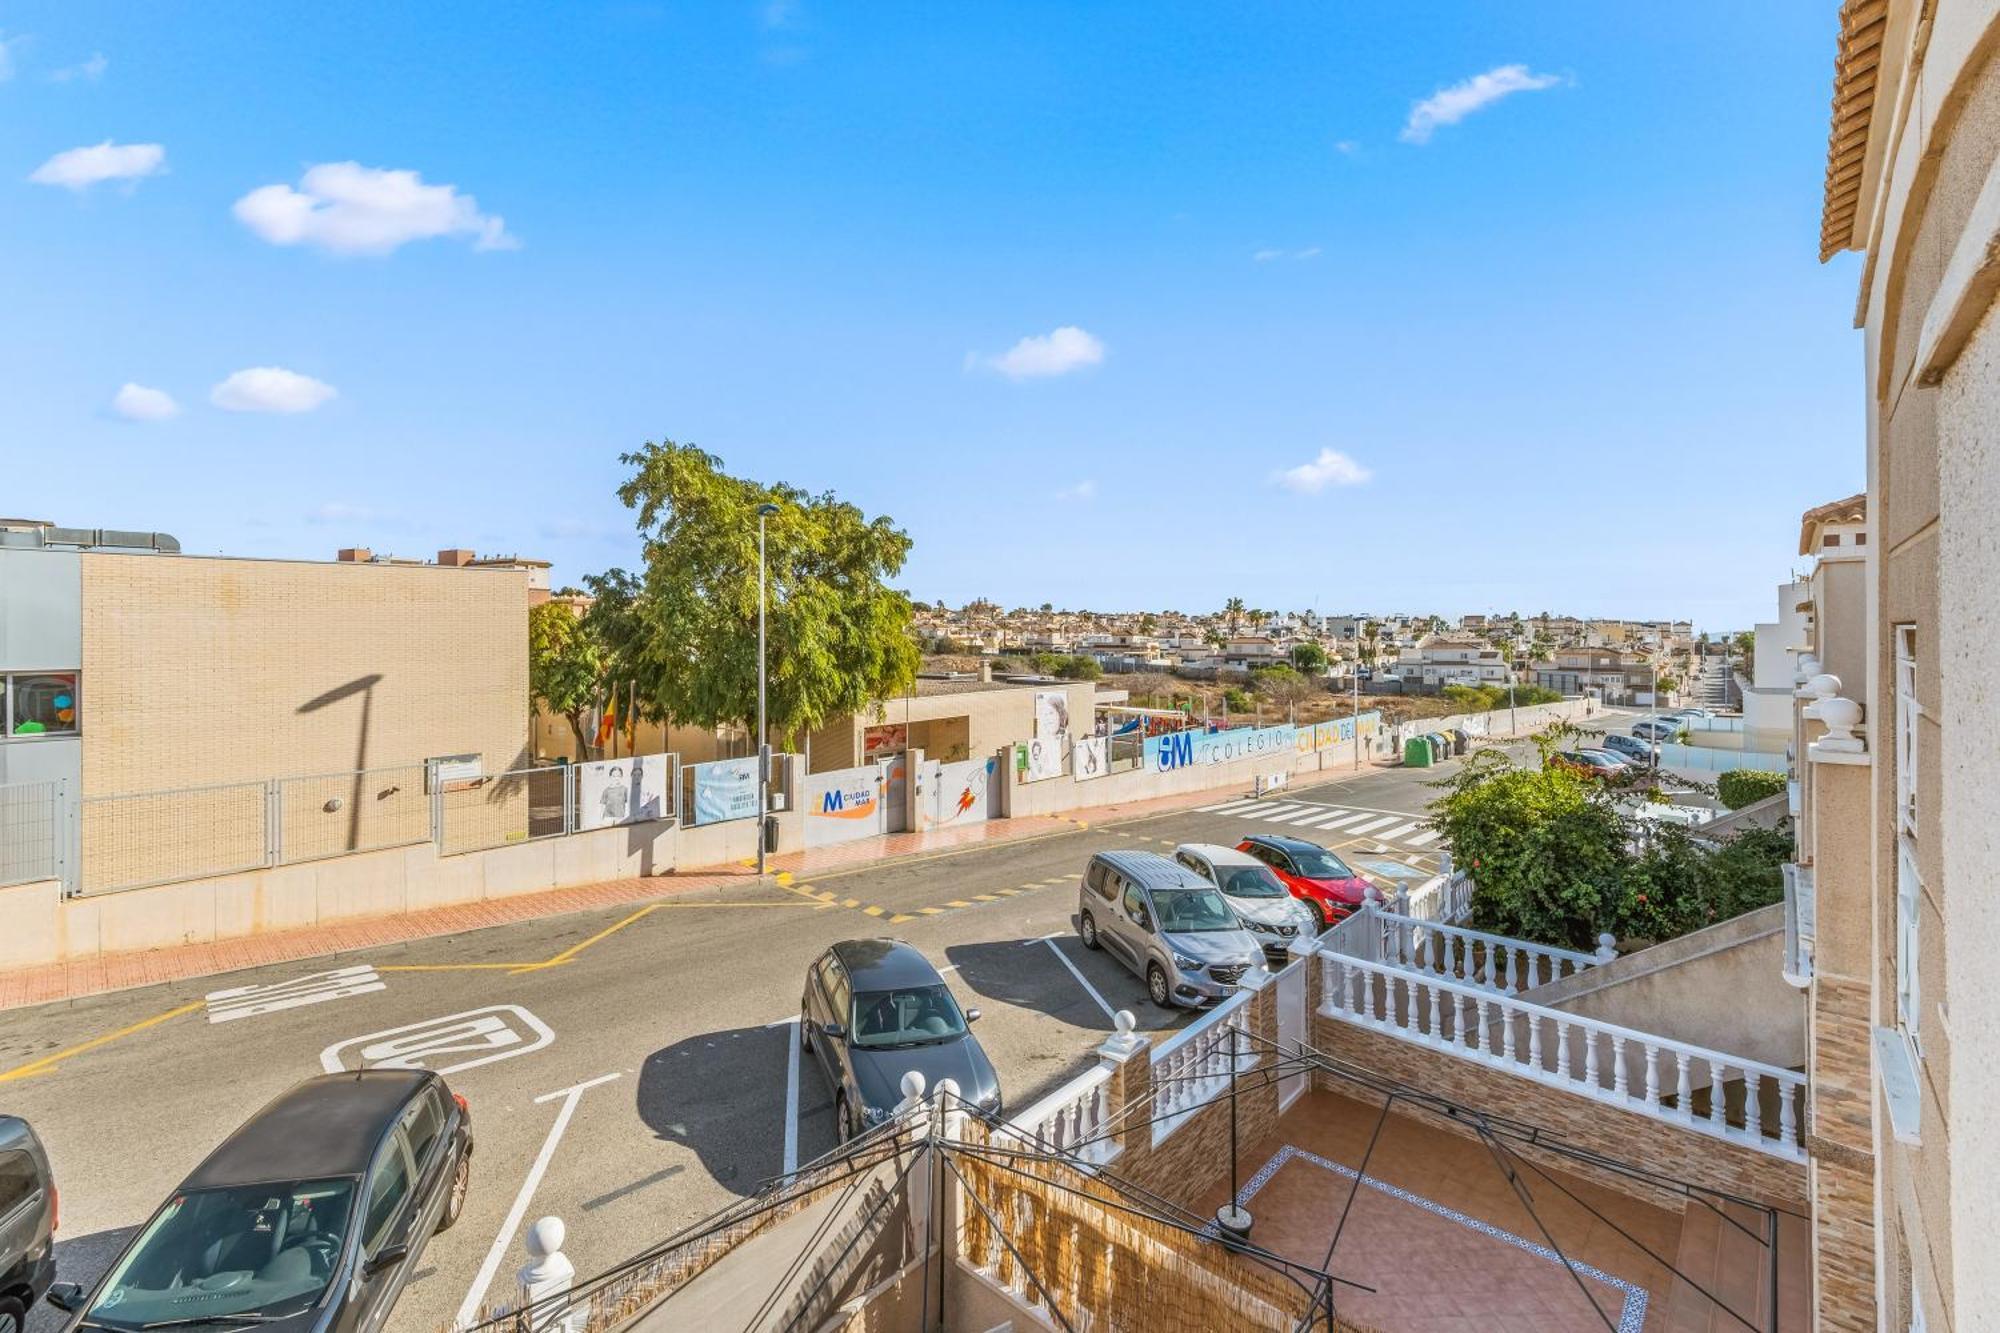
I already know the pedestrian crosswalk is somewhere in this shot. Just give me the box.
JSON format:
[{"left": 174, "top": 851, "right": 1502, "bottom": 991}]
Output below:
[{"left": 1190, "top": 796, "right": 1442, "bottom": 848}]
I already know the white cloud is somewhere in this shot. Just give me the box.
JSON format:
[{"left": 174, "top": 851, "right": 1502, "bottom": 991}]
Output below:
[
  {"left": 1334, "top": 140, "right": 1360, "bottom": 155},
  {"left": 1401, "top": 64, "right": 1562, "bottom": 144},
  {"left": 1254, "top": 246, "right": 1320, "bottom": 262},
  {"left": 28, "top": 141, "right": 166, "bottom": 190},
  {"left": 1054, "top": 480, "right": 1097, "bottom": 502},
  {"left": 232, "top": 162, "right": 517, "bottom": 256},
  {"left": 111, "top": 383, "right": 179, "bottom": 421},
  {"left": 1273, "top": 448, "right": 1372, "bottom": 494},
  {"left": 48, "top": 52, "right": 107, "bottom": 83},
  {"left": 973, "top": 326, "right": 1106, "bottom": 380},
  {"left": 211, "top": 367, "right": 338, "bottom": 414}
]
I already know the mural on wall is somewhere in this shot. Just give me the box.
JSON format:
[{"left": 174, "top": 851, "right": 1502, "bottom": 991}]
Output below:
[
  {"left": 1143, "top": 724, "right": 1298, "bottom": 773},
  {"left": 862, "top": 723, "right": 907, "bottom": 762},
  {"left": 1033, "top": 690, "right": 1070, "bottom": 740},
  {"left": 919, "top": 756, "right": 997, "bottom": 830},
  {"left": 576, "top": 754, "right": 670, "bottom": 830},
  {"left": 804, "top": 761, "right": 891, "bottom": 847},
  {"left": 1072, "top": 736, "right": 1108, "bottom": 781}
]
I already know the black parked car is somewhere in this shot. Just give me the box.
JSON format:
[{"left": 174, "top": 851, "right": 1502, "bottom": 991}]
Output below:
[
  {"left": 0, "top": 1115, "right": 58, "bottom": 1333},
  {"left": 801, "top": 939, "right": 1001, "bottom": 1140},
  {"left": 48, "top": 1070, "right": 472, "bottom": 1333}
]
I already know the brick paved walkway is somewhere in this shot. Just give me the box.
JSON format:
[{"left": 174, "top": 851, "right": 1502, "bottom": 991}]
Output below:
[{"left": 0, "top": 762, "right": 1391, "bottom": 1012}]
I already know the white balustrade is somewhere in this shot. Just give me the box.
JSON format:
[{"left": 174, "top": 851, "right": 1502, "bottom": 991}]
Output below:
[
  {"left": 1318, "top": 952, "right": 1806, "bottom": 1160},
  {"left": 1150, "top": 991, "right": 1253, "bottom": 1146},
  {"left": 1009, "top": 1063, "right": 1120, "bottom": 1165},
  {"left": 1362, "top": 909, "right": 1604, "bottom": 997}
]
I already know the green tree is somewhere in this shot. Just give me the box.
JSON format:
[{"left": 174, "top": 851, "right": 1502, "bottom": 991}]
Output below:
[
  {"left": 1056, "top": 654, "right": 1103, "bottom": 681},
  {"left": 1253, "top": 664, "right": 1318, "bottom": 719},
  {"left": 1717, "top": 769, "right": 1786, "bottom": 810},
  {"left": 1223, "top": 597, "right": 1245, "bottom": 632},
  {"left": 1290, "top": 641, "right": 1329, "bottom": 673},
  {"left": 528, "top": 600, "right": 607, "bottom": 757},
  {"left": 606, "top": 441, "right": 920, "bottom": 743}
]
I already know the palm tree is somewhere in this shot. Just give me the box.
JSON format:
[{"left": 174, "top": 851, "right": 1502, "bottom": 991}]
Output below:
[
  {"left": 1361, "top": 621, "right": 1382, "bottom": 667},
  {"left": 1223, "top": 597, "right": 1246, "bottom": 633}
]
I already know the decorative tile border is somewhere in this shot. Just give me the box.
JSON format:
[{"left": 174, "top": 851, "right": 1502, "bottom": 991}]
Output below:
[{"left": 1204, "top": 1144, "right": 1651, "bottom": 1331}]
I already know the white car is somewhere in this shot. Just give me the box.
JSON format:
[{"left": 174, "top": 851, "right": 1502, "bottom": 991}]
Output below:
[{"left": 1172, "top": 842, "right": 1321, "bottom": 964}]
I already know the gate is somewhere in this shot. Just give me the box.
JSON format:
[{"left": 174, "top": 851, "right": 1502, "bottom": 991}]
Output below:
[{"left": 1275, "top": 954, "right": 1308, "bottom": 1111}]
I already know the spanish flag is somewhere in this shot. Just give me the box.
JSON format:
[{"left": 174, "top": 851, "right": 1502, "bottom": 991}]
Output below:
[{"left": 595, "top": 690, "right": 618, "bottom": 749}]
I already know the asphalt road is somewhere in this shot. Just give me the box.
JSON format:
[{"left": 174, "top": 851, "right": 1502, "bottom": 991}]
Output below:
[{"left": 1, "top": 756, "right": 1477, "bottom": 1333}]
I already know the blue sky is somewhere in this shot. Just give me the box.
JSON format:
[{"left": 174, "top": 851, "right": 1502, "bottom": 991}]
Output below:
[{"left": 4, "top": 2, "right": 1860, "bottom": 630}]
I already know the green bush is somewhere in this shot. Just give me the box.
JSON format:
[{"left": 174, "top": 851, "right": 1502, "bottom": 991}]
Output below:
[
  {"left": 1222, "top": 687, "right": 1254, "bottom": 713},
  {"left": 1055, "top": 655, "right": 1102, "bottom": 681},
  {"left": 1717, "top": 769, "right": 1786, "bottom": 810},
  {"left": 1431, "top": 756, "right": 1793, "bottom": 952},
  {"left": 1437, "top": 682, "right": 1565, "bottom": 712}
]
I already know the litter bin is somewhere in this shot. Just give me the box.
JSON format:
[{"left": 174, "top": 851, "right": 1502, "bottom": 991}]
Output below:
[
  {"left": 1403, "top": 736, "right": 1432, "bottom": 768},
  {"left": 1428, "top": 733, "right": 1449, "bottom": 762},
  {"left": 1449, "top": 728, "right": 1470, "bottom": 756}
]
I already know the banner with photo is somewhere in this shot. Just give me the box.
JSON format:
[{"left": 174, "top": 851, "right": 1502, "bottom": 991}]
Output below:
[
  {"left": 687, "top": 756, "right": 759, "bottom": 826},
  {"left": 576, "top": 753, "right": 671, "bottom": 830},
  {"left": 1034, "top": 690, "right": 1071, "bottom": 740},
  {"left": 1072, "top": 736, "right": 1109, "bottom": 781},
  {"left": 1016, "top": 732, "right": 1066, "bottom": 783}
]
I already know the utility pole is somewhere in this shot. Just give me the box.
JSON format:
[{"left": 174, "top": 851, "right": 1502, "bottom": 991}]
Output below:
[{"left": 755, "top": 502, "right": 780, "bottom": 876}]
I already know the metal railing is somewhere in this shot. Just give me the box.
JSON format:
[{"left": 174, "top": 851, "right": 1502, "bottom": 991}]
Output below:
[
  {"left": 0, "top": 780, "right": 59, "bottom": 887},
  {"left": 1319, "top": 950, "right": 1805, "bottom": 1160},
  {"left": 437, "top": 766, "right": 572, "bottom": 856},
  {"left": 277, "top": 765, "right": 431, "bottom": 864},
  {"left": 70, "top": 755, "right": 686, "bottom": 894},
  {"left": 82, "top": 780, "right": 269, "bottom": 895}
]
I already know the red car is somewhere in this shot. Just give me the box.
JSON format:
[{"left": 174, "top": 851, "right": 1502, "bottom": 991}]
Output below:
[{"left": 1236, "top": 834, "right": 1374, "bottom": 930}]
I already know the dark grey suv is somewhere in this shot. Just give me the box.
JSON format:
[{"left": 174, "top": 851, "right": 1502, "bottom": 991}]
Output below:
[
  {"left": 0, "top": 1116, "right": 56, "bottom": 1333},
  {"left": 802, "top": 939, "right": 1001, "bottom": 1139},
  {"left": 47, "top": 1070, "right": 472, "bottom": 1333}
]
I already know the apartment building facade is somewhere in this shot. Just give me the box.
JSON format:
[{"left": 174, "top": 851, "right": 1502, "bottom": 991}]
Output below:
[{"left": 1815, "top": 0, "right": 2000, "bottom": 1325}]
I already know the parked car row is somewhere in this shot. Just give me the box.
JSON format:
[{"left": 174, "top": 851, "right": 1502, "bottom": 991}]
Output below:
[
  {"left": 5, "top": 1072, "right": 474, "bottom": 1333},
  {"left": 798, "top": 825, "right": 1401, "bottom": 1141}
]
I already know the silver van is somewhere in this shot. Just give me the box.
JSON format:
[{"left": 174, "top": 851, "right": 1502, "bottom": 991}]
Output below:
[
  {"left": 1077, "top": 850, "right": 1266, "bottom": 1008},
  {"left": 0, "top": 1115, "right": 56, "bottom": 1333}
]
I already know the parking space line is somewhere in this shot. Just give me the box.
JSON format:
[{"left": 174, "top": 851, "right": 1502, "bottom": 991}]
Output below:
[
  {"left": 508, "top": 903, "right": 662, "bottom": 974},
  {"left": 782, "top": 1017, "right": 800, "bottom": 1175},
  {"left": 456, "top": 1071, "right": 620, "bottom": 1329},
  {"left": 1041, "top": 938, "right": 1118, "bottom": 1021}
]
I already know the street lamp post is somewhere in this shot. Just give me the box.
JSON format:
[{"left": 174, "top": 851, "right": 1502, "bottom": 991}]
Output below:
[{"left": 756, "top": 502, "right": 781, "bottom": 877}]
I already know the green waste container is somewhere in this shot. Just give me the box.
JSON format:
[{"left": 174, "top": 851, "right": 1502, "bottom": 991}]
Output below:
[{"left": 1403, "top": 736, "right": 1432, "bottom": 767}]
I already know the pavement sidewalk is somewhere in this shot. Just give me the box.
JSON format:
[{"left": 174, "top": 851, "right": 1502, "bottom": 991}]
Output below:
[{"left": 0, "top": 760, "right": 1392, "bottom": 1013}]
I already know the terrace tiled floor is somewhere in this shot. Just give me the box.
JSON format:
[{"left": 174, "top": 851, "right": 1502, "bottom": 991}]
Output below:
[{"left": 1191, "top": 1089, "right": 1797, "bottom": 1332}]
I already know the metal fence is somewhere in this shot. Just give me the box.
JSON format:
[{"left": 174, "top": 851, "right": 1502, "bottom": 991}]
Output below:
[
  {"left": 83, "top": 780, "right": 269, "bottom": 895},
  {"left": 67, "top": 754, "right": 687, "bottom": 896},
  {"left": 279, "top": 765, "right": 432, "bottom": 864},
  {"left": 1, "top": 780, "right": 60, "bottom": 887},
  {"left": 437, "top": 765, "right": 572, "bottom": 856}
]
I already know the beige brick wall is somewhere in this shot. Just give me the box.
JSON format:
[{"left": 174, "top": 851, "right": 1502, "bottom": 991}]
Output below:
[{"left": 80, "top": 553, "right": 529, "bottom": 892}]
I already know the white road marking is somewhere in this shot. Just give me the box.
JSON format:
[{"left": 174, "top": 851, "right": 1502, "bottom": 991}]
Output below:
[
  {"left": 1299, "top": 811, "right": 1366, "bottom": 830},
  {"left": 783, "top": 1017, "right": 801, "bottom": 1176},
  {"left": 320, "top": 1005, "right": 554, "bottom": 1077},
  {"left": 1199, "top": 798, "right": 1265, "bottom": 814},
  {"left": 1346, "top": 815, "right": 1403, "bottom": 836},
  {"left": 205, "top": 965, "right": 385, "bottom": 1023},
  {"left": 1378, "top": 821, "right": 1424, "bottom": 841},
  {"left": 454, "top": 1072, "right": 620, "bottom": 1330},
  {"left": 1407, "top": 829, "right": 1443, "bottom": 846},
  {"left": 1042, "top": 938, "right": 1118, "bottom": 1022},
  {"left": 1291, "top": 810, "right": 1360, "bottom": 828},
  {"left": 1270, "top": 809, "right": 1338, "bottom": 825},
  {"left": 1241, "top": 802, "right": 1306, "bottom": 820}
]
